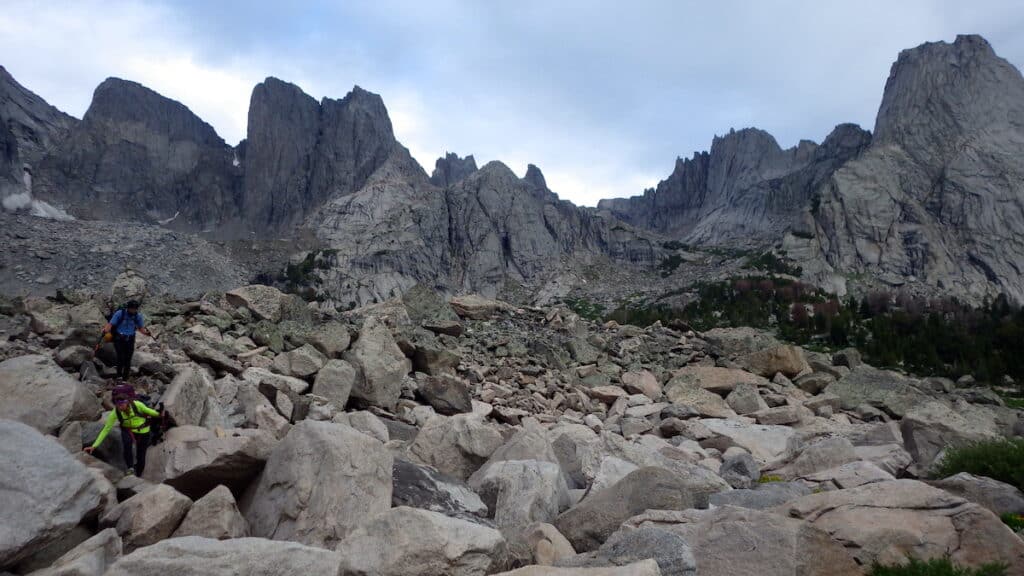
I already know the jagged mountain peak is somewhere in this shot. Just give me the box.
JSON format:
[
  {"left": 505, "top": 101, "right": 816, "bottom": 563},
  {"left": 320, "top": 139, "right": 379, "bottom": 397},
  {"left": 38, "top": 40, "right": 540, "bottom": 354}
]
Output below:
[
  {"left": 475, "top": 160, "right": 519, "bottom": 180},
  {"left": 86, "top": 77, "right": 225, "bottom": 147},
  {"left": 874, "top": 33, "right": 1024, "bottom": 155},
  {"left": 330, "top": 84, "right": 391, "bottom": 122},
  {"left": 430, "top": 152, "right": 477, "bottom": 188},
  {"left": 524, "top": 163, "right": 547, "bottom": 190}
]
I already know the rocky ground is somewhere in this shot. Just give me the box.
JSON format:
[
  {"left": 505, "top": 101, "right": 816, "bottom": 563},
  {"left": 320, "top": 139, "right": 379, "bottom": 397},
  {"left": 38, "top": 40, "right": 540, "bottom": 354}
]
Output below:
[
  {"left": 0, "top": 213, "right": 255, "bottom": 298},
  {"left": 2, "top": 273, "right": 1024, "bottom": 576}
]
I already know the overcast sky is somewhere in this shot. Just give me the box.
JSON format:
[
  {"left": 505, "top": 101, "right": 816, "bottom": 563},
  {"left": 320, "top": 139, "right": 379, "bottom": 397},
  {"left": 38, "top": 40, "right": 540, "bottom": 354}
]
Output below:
[{"left": 2, "top": 1, "right": 1022, "bottom": 206}]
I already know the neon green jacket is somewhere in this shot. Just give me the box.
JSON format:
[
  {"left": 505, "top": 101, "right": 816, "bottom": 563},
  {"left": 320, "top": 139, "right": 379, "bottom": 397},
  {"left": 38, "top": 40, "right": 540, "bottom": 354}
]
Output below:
[{"left": 91, "top": 401, "right": 160, "bottom": 448}]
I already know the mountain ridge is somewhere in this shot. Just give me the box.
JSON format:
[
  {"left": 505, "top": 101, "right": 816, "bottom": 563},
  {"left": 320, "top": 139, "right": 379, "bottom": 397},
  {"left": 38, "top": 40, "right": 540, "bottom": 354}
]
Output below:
[{"left": 2, "top": 34, "right": 1022, "bottom": 305}]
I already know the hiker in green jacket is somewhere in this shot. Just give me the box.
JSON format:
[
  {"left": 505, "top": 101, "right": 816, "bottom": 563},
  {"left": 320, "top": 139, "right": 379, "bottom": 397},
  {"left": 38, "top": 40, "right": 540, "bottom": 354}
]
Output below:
[{"left": 84, "top": 384, "right": 159, "bottom": 475}]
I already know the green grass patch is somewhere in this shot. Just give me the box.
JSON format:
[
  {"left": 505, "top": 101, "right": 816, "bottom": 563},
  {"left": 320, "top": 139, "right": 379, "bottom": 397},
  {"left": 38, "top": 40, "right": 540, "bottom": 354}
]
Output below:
[
  {"left": 758, "top": 475, "right": 784, "bottom": 484},
  {"left": 1001, "top": 513, "right": 1024, "bottom": 532},
  {"left": 996, "top": 392, "right": 1024, "bottom": 409},
  {"left": 658, "top": 254, "right": 685, "bottom": 277},
  {"left": 932, "top": 439, "right": 1024, "bottom": 491},
  {"left": 565, "top": 297, "right": 605, "bottom": 322},
  {"left": 868, "top": 557, "right": 1006, "bottom": 576},
  {"left": 744, "top": 251, "right": 804, "bottom": 276}
]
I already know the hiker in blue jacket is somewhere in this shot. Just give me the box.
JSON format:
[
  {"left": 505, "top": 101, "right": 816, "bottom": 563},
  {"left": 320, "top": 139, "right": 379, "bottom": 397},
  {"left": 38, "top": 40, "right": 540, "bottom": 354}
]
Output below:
[{"left": 103, "top": 300, "right": 151, "bottom": 379}]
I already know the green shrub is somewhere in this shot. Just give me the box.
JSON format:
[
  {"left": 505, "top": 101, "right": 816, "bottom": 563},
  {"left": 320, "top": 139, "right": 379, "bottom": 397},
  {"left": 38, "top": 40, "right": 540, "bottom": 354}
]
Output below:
[
  {"left": 744, "top": 251, "right": 803, "bottom": 276},
  {"left": 932, "top": 439, "right": 1024, "bottom": 491},
  {"left": 868, "top": 557, "right": 1006, "bottom": 576},
  {"left": 565, "top": 298, "right": 605, "bottom": 322},
  {"left": 999, "top": 394, "right": 1024, "bottom": 410},
  {"left": 1001, "top": 513, "right": 1024, "bottom": 531},
  {"left": 658, "top": 254, "right": 684, "bottom": 277}
]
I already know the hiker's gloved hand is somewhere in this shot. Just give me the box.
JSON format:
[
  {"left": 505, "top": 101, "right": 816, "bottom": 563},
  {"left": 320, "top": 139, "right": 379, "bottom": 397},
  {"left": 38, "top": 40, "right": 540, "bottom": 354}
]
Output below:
[{"left": 83, "top": 446, "right": 95, "bottom": 454}]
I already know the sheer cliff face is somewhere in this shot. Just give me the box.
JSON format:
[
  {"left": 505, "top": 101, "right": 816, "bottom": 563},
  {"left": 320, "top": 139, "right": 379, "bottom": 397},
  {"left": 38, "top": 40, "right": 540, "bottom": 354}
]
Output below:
[
  {"left": 7, "top": 33, "right": 1024, "bottom": 303},
  {"left": 242, "top": 78, "right": 320, "bottom": 228},
  {"left": 0, "top": 66, "right": 77, "bottom": 169},
  {"left": 5, "top": 68, "right": 653, "bottom": 303},
  {"left": 809, "top": 35, "right": 1024, "bottom": 302},
  {"left": 599, "top": 35, "right": 1024, "bottom": 303},
  {"left": 0, "top": 119, "right": 18, "bottom": 195},
  {"left": 242, "top": 79, "right": 398, "bottom": 229},
  {"left": 32, "top": 78, "right": 244, "bottom": 232},
  {"left": 311, "top": 153, "right": 658, "bottom": 305}
]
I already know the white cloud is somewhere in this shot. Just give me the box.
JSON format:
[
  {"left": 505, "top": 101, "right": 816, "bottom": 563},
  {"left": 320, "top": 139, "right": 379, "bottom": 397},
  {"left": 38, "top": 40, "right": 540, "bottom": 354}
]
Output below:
[
  {"left": 2, "top": 0, "right": 1022, "bottom": 209},
  {"left": 0, "top": 0, "right": 259, "bottom": 143}
]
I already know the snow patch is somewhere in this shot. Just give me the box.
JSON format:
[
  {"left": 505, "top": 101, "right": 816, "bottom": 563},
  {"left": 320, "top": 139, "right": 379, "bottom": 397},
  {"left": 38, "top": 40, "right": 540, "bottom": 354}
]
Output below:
[
  {"left": 2, "top": 192, "right": 75, "bottom": 221},
  {"left": 157, "top": 211, "right": 180, "bottom": 225}
]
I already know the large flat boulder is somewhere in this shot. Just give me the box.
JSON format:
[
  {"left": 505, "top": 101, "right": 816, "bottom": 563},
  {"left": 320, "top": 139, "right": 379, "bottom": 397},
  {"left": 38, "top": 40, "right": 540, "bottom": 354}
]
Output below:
[
  {"left": 242, "top": 366, "right": 310, "bottom": 394},
  {"left": 663, "top": 377, "right": 736, "bottom": 419},
  {"left": 622, "top": 506, "right": 861, "bottom": 576},
  {"left": 215, "top": 377, "right": 291, "bottom": 438},
  {"left": 765, "top": 436, "right": 859, "bottom": 479},
  {"left": 555, "top": 525, "right": 696, "bottom": 575},
  {"left": 307, "top": 321, "right": 352, "bottom": 358},
  {"left": 900, "top": 401, "right": 1002, "bottom": 467},
  {"left": 417, "top": 373, "right": 474, "bottom": 415},
  {"left": 104, "top": 537, "right": 342, "bottom": 576},
  {"left": 736, "top": 344, "right": 810, "bottom": 378},
  {"left": 493, "top": 561, "right": 661, "bottom": 576},
  {"left": 181, "top": 339, "right": 243, "bottom": 375},
  {"left": 854, "top": 443, "right": 913, "bottom": 477},
  {"left": 343, "top": 316, "right": 412, "bottom": 410},
  {"left": 335, "top": 507, "right": 507, "bottom": 576},
  {"left": 709, "top": 482, "right": 811, "bottom": 510},
  {"left": 469, "top": 460, "right": 570, "bottom": 528},
  {"left": 553, "top": 467, "right": 715, "bottom": 553},
  {"left": 311, "top": 359, "right": 356, "bottom": 410},
  {"left": 0, "top": 355, "right": 101, "bottom": 434},
  {"left": 702, "top": 327, "right": 781, "bottom": 357},
  {"left": 403, "top": 284, "right": 461, "bottom": 326},
  {"left": 450, "top": 294, "right": 513, "bottom": 320},
  {"left": 172, "top": 485, "right": 248, "bottom": 540},
  {"left": 548, "top": 425, "right": 728, "bottom": 495},
  {"left": 698, "top": 419, "right": 796, "bottom": 463},
  {"left": 392, "top": 458, "right": 489, "bottom": 521},
  {"left": 777, "top": 480, "right": 1024, "bottom": 573},
  {"left": 800, "top": 461, "right": 895, "bottom": 490},
  {"left": 667, "top": 366, "right": 767, "bottom": 395},
  {"left": 144, "top": 426, "right": 275, "bottom": 498},
  {"left": 101, "top": 484, "right": 192, "bottom": 553},
  {"left": 162, "top": 365, "right": 226, "bottom": 428},
  {"left": 929, "top": 472, "right": 1024, "bottom": 516},
  {"left": 241, "top": 421, "right": 393, "bottom": 548},
  {"left": 25, "top": 528, "right": 122, "bottom": 576},
  {"left": 271, "top": 343, "right": 326, "bottom": 379},
  {"left": 0, "top": 420, "right": 105, "bottom": 569},
  {"left": 824, "top": 365, "right": 929, "bottom": 417},
  {"left": 409, "top": 414, "right": 505, "bottom": 480},
  {"left": 225, "top": 285, "right": 288, "bottom": 322}
]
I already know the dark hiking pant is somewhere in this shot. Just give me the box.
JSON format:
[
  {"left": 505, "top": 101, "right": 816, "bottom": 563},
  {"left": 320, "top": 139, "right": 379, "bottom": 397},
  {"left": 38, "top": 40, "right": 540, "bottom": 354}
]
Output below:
[
  {"left": 114, "top": 334, "right": 135, "bottom": 379},
  {"left": 120, "top": 427, "right": 150, "bottom": 475}
]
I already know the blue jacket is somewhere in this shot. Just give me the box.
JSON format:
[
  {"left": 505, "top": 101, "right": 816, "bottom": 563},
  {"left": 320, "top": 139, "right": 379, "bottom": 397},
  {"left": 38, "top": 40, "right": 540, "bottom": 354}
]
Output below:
[{"left": 110, "top": 309, "right": 144, "bottom": 336}]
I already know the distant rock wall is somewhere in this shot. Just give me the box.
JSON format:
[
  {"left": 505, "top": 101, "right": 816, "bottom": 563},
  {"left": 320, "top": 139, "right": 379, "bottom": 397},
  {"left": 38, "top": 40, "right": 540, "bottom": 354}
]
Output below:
[{"left": 600, "top": 35, "right": 1024, "bottom": 303}]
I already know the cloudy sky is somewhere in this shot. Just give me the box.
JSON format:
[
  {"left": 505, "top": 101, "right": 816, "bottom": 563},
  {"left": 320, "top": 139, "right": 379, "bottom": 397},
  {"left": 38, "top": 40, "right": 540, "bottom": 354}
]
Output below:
[{"left": 2, "top": 1, "right": 1022, "bottom": 206}]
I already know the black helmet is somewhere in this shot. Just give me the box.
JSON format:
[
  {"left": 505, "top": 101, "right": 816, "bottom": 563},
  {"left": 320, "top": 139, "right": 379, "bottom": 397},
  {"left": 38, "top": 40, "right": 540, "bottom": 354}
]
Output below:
[{"left": 125, "top": 300, "right": 140, "bottom": 310}]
